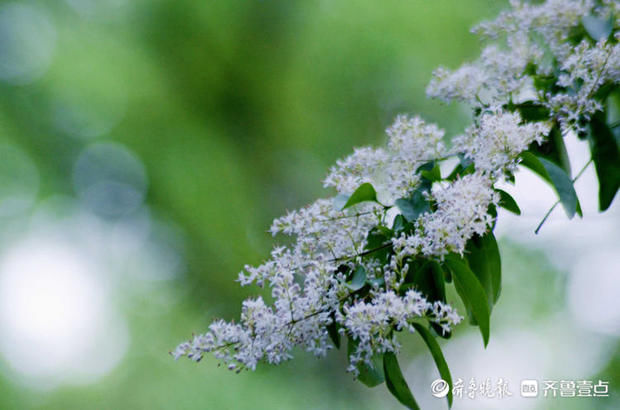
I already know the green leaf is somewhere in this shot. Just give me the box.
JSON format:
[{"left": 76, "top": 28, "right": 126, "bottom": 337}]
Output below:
[
  {"left": 520, "top": 151, "right": 548, "bottom": 180},
  {"left": 496, "top": 189, "right": 521, "bottom": 215},
  {"left": 418, "top": 160, "right": 441, "bottom": 182},
  {"left": 510, "top": 101, "right": 551, "bottom": 122},
  {"left": 342, "top": 183, "right": 379, "bottom": 210},
  {"left": 445, "top": 255, "right": 490, "bottom": 347},
  {"left": 466, "top": 232, "right": 502, "bottom": 310},
  {"left": 589, "top": 113, "right": 620, "bottom": 211},
  {"left": 520, "top": 152, "right": 579, "bottom": 218},
  {"left": 392, "top": 214, "right": 413, "bottom": 234},
  {"left": 347, "top": 265, "right": 367, "bottom": 291},
  {"left": 396, "top": 190, "right": 430, "bottom": 222},
  {"left": 348, "top": 337, "right": 385, "bottom": 387},
  {"left": 529, "top": 124, "right": 571, "bottom": 176},
  {"left": 406, "top": 261, "right": 446, "bottom": 303},
  {"left": 327, "top": 313, "right": 340, "bottom": 349},
  {"left": 383, "top": 352, "right": 420, "bottom": 410},
  {"left": 447, "top": 155, "right": 474, "bottom": 181},
  {"left": 582, "top": 15, "right": 613, "bottom": 41},
  {"left": 540, "top": 158, "right": 579, "bottom": 218},
  {"left": 412, "top": 323, "right": 453, "bottom": 408},
  {"left": 364, "top": 227, "right": 393, "bottom": 265}
]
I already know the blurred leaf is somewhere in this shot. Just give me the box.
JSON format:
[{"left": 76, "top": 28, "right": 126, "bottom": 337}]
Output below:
[
  {"left": 392, "top": 214, "right": 413, "bottom": 234},
  {"left": 496, "top": 189, "right": 521, "bottom": 215},
  {"left": 396, "top": 190, "right": 430, "bottom": 222},
  {"left": 510, "top": 101, "right": 551, "bottom": 122},
  {"left": 418, "top": 160, "right": 441, "bottom": 182},
  {"left": 327, "top": 311, "right": 340, "bottom": 349},
  {"left": 447, "top": 155, "right": 474, "bottom": 181},
  {"left": 347, "top": 265, "right": 367, "bottom": 291},
  {"left": 364, "top": 226, "right": 393, "bottom": 264},
  {"left": 412, "top": 323, "right": 453, "bottom": 408},
  {"left": 342, "top": 183, "right": 379, "bottom": 210},
  {"left": 589, "top": 113, "right": 620, "bottom": 211},
  {"left": 383, "top": 352, "right": 419, "bottom": 410},
  {"left": 582, "top": 15, "right": 613, "bottom": 41},
  {"left": 445, "top": 255, "right": 490, "bottom": 347}
]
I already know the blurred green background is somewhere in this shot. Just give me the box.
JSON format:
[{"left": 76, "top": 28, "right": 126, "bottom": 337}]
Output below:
[{"left": 0, "top": 0, "right": 618, "bottom": 409}]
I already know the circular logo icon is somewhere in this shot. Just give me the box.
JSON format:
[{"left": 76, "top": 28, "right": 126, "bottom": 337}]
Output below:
[{"left": 431, "top": 378, "right": 450, "bottom": 398}]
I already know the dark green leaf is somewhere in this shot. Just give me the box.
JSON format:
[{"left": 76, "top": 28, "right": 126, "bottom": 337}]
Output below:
[
  {"left": 416, "top": 160, "right": 436, "bottom": 173},
  {"left": 392, "top": 214, "right": 415, "bottom": 235},
  {"left": 342, "top": 183, "right": 379, "bottom": 210},
  {"left": 412, "top": 323, "right": 453, "bottom": 408},
  {"left": 520, "top": 152, "right": 579, "bottom": 218},
  {"left": 396, "top": 190, "right": 430, "bottom": 222},
  {"left": 567, "top": 22, "right": 587, "bottom": 45},
  {"left": 466, "top": 232, "right": 501, "bottom": 310},
  {"left": 582, "top": 15, "right": 613, "bottom": 41},
  {"left": 419, "top": 161, "right": 441, "bottom": 182},
  {"left": 406, "top": 261, "right": 446, "bottom": 303},
  {"left": 511, "top": 101, "right": 551, "bottom": 122},
  {"left": 383, "top": 352, "right": 420, "bottom": 410},
  {"left": 445, "top": 255, "right": 491, "bottom": 347},
  {"left": 347, "top": 265, "right": 367, "bottom": 291},
  {"left": 496, "top": 189, "right": 521, "bottom": 215},
  {"left": 589, "top": 113, "right": 620, "bottom": 211},
  {"left": 447, "top": 155, "right": 474, "bottom": 181},
  {"left": 364, "top": 227, "right": 393, "bottom": 265},
  {"left": 348, "top": 337, "right": 385, "bottom": 387},
  {"left": 529, "top": 124, "right": 571, "bottom": 176},
  {"left": 520, "top": 151, "right": 548, "bottom": 179},
  {"left": 327, "top": 313, "right": 340, "bottom": 349}
]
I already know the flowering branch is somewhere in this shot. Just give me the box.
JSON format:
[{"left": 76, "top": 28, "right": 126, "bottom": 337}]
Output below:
[{"left": 174, "top": 1, "right": 620, "bottom": 408}]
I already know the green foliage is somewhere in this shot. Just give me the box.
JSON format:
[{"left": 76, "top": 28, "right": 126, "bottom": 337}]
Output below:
[
  {"left": 465, "top": 232, "right": 502, "bottom": 310},
  {"left": 582, "top": 15, "right": 614, "bottom": 41},
  {"left": 395, "top": 190, "right": 431, "bottom": 222},
  {"left": 347, "top": 265, "right": 368, "bottom": 291},
  {"left": 412, "top": 323, "right": 453, "bottom": 408},
  {"left": 342, "top": 183, "right": 380, "bottom": 210},
  {"left": 327, "top": 312, "right": 341, "bottom": 349},
  {"left": 444, "top": 255, "right": 491, "bottom": 347},
  {"left": 496, "top": 189, "right": 521, "bottom": 215},
  {"left": 529, "top": 124, "right": 572, "bottom": 175},
  {"left": 383, "top": 352, "right": 420, "bottom": 410},
  {"left": 589, "top": 112, "right": 620, "bottom": 211}
]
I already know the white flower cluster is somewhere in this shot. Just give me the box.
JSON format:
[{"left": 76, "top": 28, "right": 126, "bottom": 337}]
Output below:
[
  {"left": 175, "top": 0, "right": 618, "bottom": 378},
  {"left": 392, "top": 173, "right": 499, "bottom": 260},
  {"left": 454, "top": 109, "right": 550, "bottom": 176},
  {"left": 340, "top": 289, "right": 460, "bottom": 372},
  {"left": 324, "top": 115, "right": 446, "bottom": 203},
  {"left": 428, "top": 0, "right": 620, "bottom": 133},
  {"left": 547, "top": 36, "right": 620, "bottom": 131}
]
